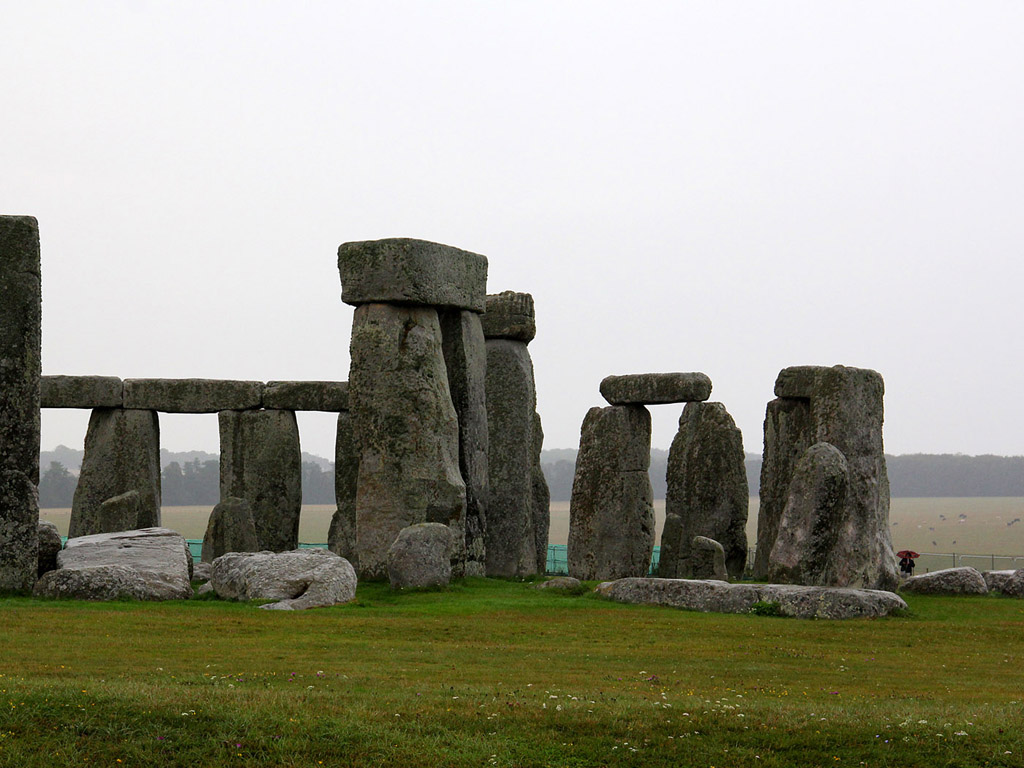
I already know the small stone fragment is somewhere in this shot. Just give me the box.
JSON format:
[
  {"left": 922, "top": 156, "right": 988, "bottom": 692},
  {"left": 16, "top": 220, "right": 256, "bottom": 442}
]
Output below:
[
  {"left": 690, "top": 536, "right": 728, "bottom": 580},
  {"left": 535, "top": 576, "right": 582, "bottom": 591},
  {"left": 387, "top": 523, "right": 454, "bottom": 590},
  {"left": 37, "top": 521, "right": 63, "bottom": 577},
  {"left": 599, "top": 372, "right": 712, "bottom": 406}
]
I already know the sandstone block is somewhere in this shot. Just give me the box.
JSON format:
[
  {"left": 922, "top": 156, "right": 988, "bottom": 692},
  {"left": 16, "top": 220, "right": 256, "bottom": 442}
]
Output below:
[
  {"left": 690, "top": 536, "right": 728, "bottom": 580},
  {"left": 982, "top": 569, "right": 1024, "bottom": 596},
  {"left": 387, "top": 522, "right": 453, "bottom": 590},
  {"left": 531, "top": 411, "right": 550, "bottom": 575},
  {"left": 123, "top": 379, "right": 263, "bottom": 413},
  {"left": 96, "top": 490, "right": 142, "bottom": 534},
  {"left": 40, "top": 376, "right": 124, "bottom": 408},
  {"left": 599, "top": 372, "right": 712, "bottom": 406},
  {"left": 34, "top": 564, "right": 151, "bottom": 601},
  {"left": 0, "top": 470, "right": 39, "bottom": 592},
  {"left": 481, "top": 291, "right": 536, "bottom": 342},
  {"left": 38, "top": 520, "right": 63, "bottom": 577},
  {"left": 210, "top": 548, "right": 357, "bottom": 610},
  {"left": 338, "top": 238, "right": 488, "bottom": 312},
  {"left": 263, "top": 381, "right": 349, "bottom": 411},
  {"left": 201, "top": 497, "right": 259, "bottom": 563},
  {"left": 900, "top": 567, "right": 989, "bottom": 595},
  {"left": 328, "top": 411, "right": 358, "bottom": 564},
  {"left": 773, "top": 366, "right": 828, "bottom": 399}
]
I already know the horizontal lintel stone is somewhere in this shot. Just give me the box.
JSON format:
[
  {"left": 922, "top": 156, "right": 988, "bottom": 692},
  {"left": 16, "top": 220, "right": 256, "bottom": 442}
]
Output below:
[
  {"left": 600, "top": 372, "right": 712, "bottom": 406},
  {"left": 123, "top": 379, "right": 264, "bottom": 413},
  {"left": 263, "top": 381, "right": 349, "bottom": 411},
  {"left": 481, "top": 291, "right": 536, "bottom": 342},
  {"left": 41, "top": 376, "right": 123, "bottom": 408},
  {"left": 338, "top": 238, "right": 488, "bottom": 312}
]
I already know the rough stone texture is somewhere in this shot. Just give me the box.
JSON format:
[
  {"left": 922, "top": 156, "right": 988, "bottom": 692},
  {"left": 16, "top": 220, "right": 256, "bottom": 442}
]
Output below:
[
  {"left": 659, "top": 402, "right": 748, "bottom": 579},
  {"left": 767, "top": 442, "right": 849, "bottom": 585},
  {"left": 201, "top": 497, "right": 259, "bottom": 564},
  {"left": 387, "top": 522, "right": 453, "bottom": 590},
  {"left": 567, "top": 405, "right": 654, "bottom": 581},
  {"left": 338, "top": 238, "right": 488, "bottom": 312},
  {"left": 0, "top": 216, "right": 41, "bottom": 593},
  {"left": 982, "top": 570, "right": 1024, "bottom": 596},
  {"left": 773, "top": 366, "right": 828, "bottom": 399},
  {"left": 38, "top": 520, "right": 62, "bottom": 577},
  {"left": 481, "top": 291, "right": 536, "bottom": 342},
  {"left": 755, "top": 365, "right": 897, "bottom": 590},
  {"left": 210, "top": 549, "right": 357, "bottom": 610},
  {"left": 690, "top": 536, "right": 728, "bottom": 580},
  {"left": 192, "top": 562, "right": 213, "bottom": 583},
  {"left": 535, "top": 576, "right": 582, "bottom": 591},
  {"left": 40, "top": 375, "right": 123, "bottom": 408},
  {"left": 599, "top": 372, "right": 712, "bottom": 406},
  {"left": 33, "top": 565, "right": 151, "bottom": 601},
  {"left": 484, "top": 339, "right": 538, "bottom": 578},
  {"left": 327, "top": 411, "right": 358, "bottom": 564},
  {"left": 47, "top": 528, "right": 192, "bottom": 600},
  {"left": 263, "top": 381, "right": 349, "bottom": 412},
  {"left": 596, "top": 577, "right": 907, "bottom": 620},
  {"left": 219, "top": 409, "right": 302, "bottom": 553},
  {"left": 95, "top": 490, "right": 142, "bottom": 534},
  {"left": 531, "top": 412, "right": 551, "bottom": 575},
  {"left": 349, "top": 303, "right": 466, "bottom": 579},
  {"left": 70, "top": 408, "right": 161, "bottom": 538},
  {"left": 440, "top": 309, "right": 488, "bottom": 578},
  {"left": 123, "top": 378, "right": 263, "bottom": 413},
  {"left": 900, "top": 567, "right": 989, "bottom": 595}
]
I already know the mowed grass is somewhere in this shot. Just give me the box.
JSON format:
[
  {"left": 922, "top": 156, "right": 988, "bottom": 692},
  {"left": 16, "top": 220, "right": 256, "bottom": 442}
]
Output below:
[{"left": 2, "top": 581, "right": 1023, "bottom": 767}]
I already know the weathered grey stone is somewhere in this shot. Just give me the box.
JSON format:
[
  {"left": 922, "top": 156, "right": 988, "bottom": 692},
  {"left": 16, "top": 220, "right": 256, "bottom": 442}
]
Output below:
[
  {"left": 219, "top": 409, "right": 302, "bottom": 553},
  {"left": 481, "top": 291, "right": 536, "bottom": 342},
  {"left": 349, "top": 303, "right": 466, "bottom": 579},
  {"left": 987, "top": 570, "right": 1024, "bottom": 597},
  {"left": 38, "top": 520, "right": 62, "bottom": 577},
  {"left": 95, "top": 490, "right": 142, "bottom": 534},
  {"left": 33, "top": 564, "right": 151, "bottom": 601},
  {"left": 484, "top": 339, "right": 538, "bottom": 578},
  {"left": 660, "top": 402, "right": 748, "bottom": 579},
  {"left": 690, "top": 536, "right": 728, "bottom": 580},
  {"left": 567, "top": 405, "right": 654, "bottom": 581},
  {"left": 387, "top": 522, "right": 453, "bottom": 590},
  {"left": 192, "top": 562, "right": 213, "bottom": 583},
  {"left": 185, "top": 541, "right": 194, "bottom": 580},
  {"left": 773, "top": 366, "right": 828, "bottom": 399},
  {"left": 596, "top": 577, "right": 907, "bottom": 619},
  {"left": 599, "top": 372, "right": 712, "bottom": 406},
  {"left": 338, "top": 238, "right": 488, "bottom": 312},
  {"left": 70, "top": 409, "right": 161, "bottom": 538},
  {"left": 263, "top": 381, "right": 349, "bottom": 411},
  {"left": 531, "top": 412, "right": 550, "bottom": 575},
  {"left": 40, "top": 376, "right": 124, "bottom": 408},
  {"left": 210, "top": 549, "right": 357, "bottom": 610},
  {"left": 0, "top": 216, "right": 41, "bottom": 593},
  {"left": 767, "top": 442, "right": 849, "bottom": 585},
  {"left": 201, "top": 497, "right": 259, "bottom": 564},
  {"left": 327, "top": 411, "right": 358, "bottom": 564},
  {"left": 49, "top": 528, "right": 192, "bottom": 600},
  {"left": 440, "top": 309, "right": 488, "bottom": 579},
  {"left": 536, "top": 576, "right": 582, "bottom": 591},
  {"left": 900, "top": 567, "right": 989, "bottom": 595},
  {"left": 124, "top": 379, "right": 263, "bottom": 413}
]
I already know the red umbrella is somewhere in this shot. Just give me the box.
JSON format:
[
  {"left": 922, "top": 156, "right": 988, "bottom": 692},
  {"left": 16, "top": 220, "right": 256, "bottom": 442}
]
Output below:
[{"left": 896, "top": 550, "right": 920, "bottom": 559}]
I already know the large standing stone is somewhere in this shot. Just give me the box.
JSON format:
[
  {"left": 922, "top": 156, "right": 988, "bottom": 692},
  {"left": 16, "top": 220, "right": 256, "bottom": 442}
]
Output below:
[
  {"left": 567, "top": 405, "right": 654, "bottom": 581},
  {"left": 440, "top": 309, "right": 489, "bottom": 578},
  {"left": 219, "top": 409, "right": 302, "bottom": 552},
  {"left": 40, "top": 376, "right": 123, "bottom": 408},
  {"left": 599, "top": 372, "right": 712, "bottom": 406},
  {"left": 70, "top": 409, "right": 161, "bottom": 538},
  {"left": 660, "top": 402, "right": 748, "bottom": 579},
  {"left": 201, "top": 496, "right": 259, "bottom": 563},
  {"left": 328, "top": 411, "right": 358, "bottom": 564},
  {"left": 0, "top": 216, "right": 41, "bottom": 592},
  {"left": 348, "top": 303, "right": 466, "bottom": 579},
  {"left": 531, "top": 412, "right": 550, "bottom": 574}
]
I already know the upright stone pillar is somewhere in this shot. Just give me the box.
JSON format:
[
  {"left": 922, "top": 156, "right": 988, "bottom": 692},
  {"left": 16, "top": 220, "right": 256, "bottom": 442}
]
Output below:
[
  {"left": 659, "top": 402, "right": 748, "bottom": 579},
  {"left": 0, "top": 216, "right": 41, "bottom": 592},
  {"left": 219, "top": 409, "right": 302, "bottom": 552},
  {"left": 483, "top": 292, "right": 543, "bottom": 578},
  {"left": 328, "top": 410, "right": 358, "bottom": 564},
  {"left": 531, "top": 412, "right": 550, "bottom": 574},
  {"left": 339, "top": 238, "right": 487, "bottom": 579},
  {"left": 69, "top": 408, "right": 162, "bottom": 538}
]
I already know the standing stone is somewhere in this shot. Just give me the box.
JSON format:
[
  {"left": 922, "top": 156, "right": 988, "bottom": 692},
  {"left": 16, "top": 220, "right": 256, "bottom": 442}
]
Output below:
[
  {"left": 348, "top": 303, "right": 467, "bottom": 579},
  {"left": 328, "top": 411, "right": 358, "bottom": 564},
  {"left": 567, "top": 405, "right": 654, "bottom": 581},
  {"left": 0, "top": 216, "right": 41, "bottom": 592},
  {"left": 95, "top": 490, "right": 142, "bottom": 534},
  {"left": 531, "top": 411, "right": 550, "bottom": 574},
  {"left": 219, "top": 409, "right": 302, "bottom": 553},
  {"left": 660, "top": 402, "right": 748, "bottom": 579},
  {"left": 70, "top": 409, "right": 161, "bottom": 538},
  {"left": 440, "top": 309, "right": 489, "bottom": 578},
  {"left": 690, "top": 536, "right": 728, "bottom": 580},
  {"left": 202, "top": 496, "right": 259, "bottom": 563}
]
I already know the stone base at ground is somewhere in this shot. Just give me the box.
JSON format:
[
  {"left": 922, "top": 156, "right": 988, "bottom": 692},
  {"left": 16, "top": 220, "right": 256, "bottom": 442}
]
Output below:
[
  {"left": 596, "top": 577, "right": 907, "bottom": 619},
  {"left": 210, "top": 549, "right": 357, "bottom": 610},
  {"left": 387, "top": 523, "right": 453, "bottom": 590},
  {"left": 34, "top": 565, "right": 151, "bottom": 600},
  {"left": 900, "top": 567, "right": 989, "bottom": 595}
]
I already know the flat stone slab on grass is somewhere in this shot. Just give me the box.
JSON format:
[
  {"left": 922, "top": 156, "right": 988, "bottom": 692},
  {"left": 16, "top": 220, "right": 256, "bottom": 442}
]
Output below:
[
  {"left": 263, "top": 381, "right": 349, "bottom": 411},
  {"left": 123, "top": 378, "right": 263, "bottom": 412},
  {"left": 41, "top": 375, "right": 124, "bottom": 408},
  {"left": 901, "top": 567, "right": 989, "bottom": 595},
  {"left": 600, "top": 373, "right": 712, "bottom": 406},
  {"left": 338, "top": 238, "right": 488, "bottom": 312},
  {"left": 210, "top": 549, "right": 357, "bottom": 610},
  {"left": 596, "top": 577, "right": 907, "bottom": 619},
  {"left": 535, "top": 576, "right": 582, "bottom": 591}
]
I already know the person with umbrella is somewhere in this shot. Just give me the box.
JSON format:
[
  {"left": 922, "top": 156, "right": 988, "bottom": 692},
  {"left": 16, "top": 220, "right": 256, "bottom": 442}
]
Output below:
[{"left": 897, "top": 550, "right": 919, "bottom": 578}]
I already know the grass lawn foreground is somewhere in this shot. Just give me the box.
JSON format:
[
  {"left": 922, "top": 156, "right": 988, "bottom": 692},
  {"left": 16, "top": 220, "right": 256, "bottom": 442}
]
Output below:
[{"left": 1, "top": 579, "right": 1023, "bottom": 767}]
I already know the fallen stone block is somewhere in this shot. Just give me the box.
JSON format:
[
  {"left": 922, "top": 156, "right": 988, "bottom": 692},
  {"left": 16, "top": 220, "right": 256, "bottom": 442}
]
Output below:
[
  {"left": 599, "top": 372, "right": 712, "bottom": 406},
  {"left": 387, "top": 523, "right": 453, "bottom": 590},
  {"left": 982, "top": 569, "right": 1024, "bottom": 596},
  {"left": 210, "top": 549, "right": 357, "bottom": 610},
  {"left": 901, "top": 567, "right": 989, "bottom": 595}
]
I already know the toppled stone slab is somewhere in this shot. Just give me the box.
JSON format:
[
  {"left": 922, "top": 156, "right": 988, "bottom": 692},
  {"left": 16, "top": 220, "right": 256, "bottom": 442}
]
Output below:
[
  {"left": 599, "top": 373, "right": 712, "bottom": 406},
  {"left": 900, "top": 567, "right": 989, "bottom": 596},
  {"left": 263, "top": 381, "right": 349, "bottom": 412},
  {"left": 387, "top": 523, "right": 453, "bottom": 590},
  {"left": 40, "top": 528, "right": 192, "bottom": 600},
  {"left": 596, "top": 577, "right": 907, "bottom": 619},
  {"left": 40, "top": 376, "right": 124, "bottom": 408},
  {"left": 535, "top": 576, "right": 582, "bottom": 591},
  {"left": 38, "top": 521, "right": 62, "bottom": 577},
  {"left": 123, "top": 379, "right": 263, "bottom": 412},
  {"left": 210, "top": 549, "right": 357, "bottom": 610},
  {"left": 481, "top": 291, "right": 536, "bottom": 342},
  {"left": 338, "top": 238, "right": 488, "bottom": 312},
  {"left": 982, "top": 570, "right": 1024, "bottom": 596},
  {"left": 201, "top": 497, "right": 259, "bottom": 563}
]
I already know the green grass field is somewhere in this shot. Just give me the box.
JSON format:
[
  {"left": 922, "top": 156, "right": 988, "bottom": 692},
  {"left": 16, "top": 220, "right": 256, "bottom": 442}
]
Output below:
[{"left": 2, "top": 580, "right": 1023, "bottom": 767}]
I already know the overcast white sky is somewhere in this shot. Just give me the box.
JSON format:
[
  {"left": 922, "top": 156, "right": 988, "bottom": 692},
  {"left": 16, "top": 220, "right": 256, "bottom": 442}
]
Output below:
[{"left": 3, "top": 1, "right": 1022, "bottom": 460}]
